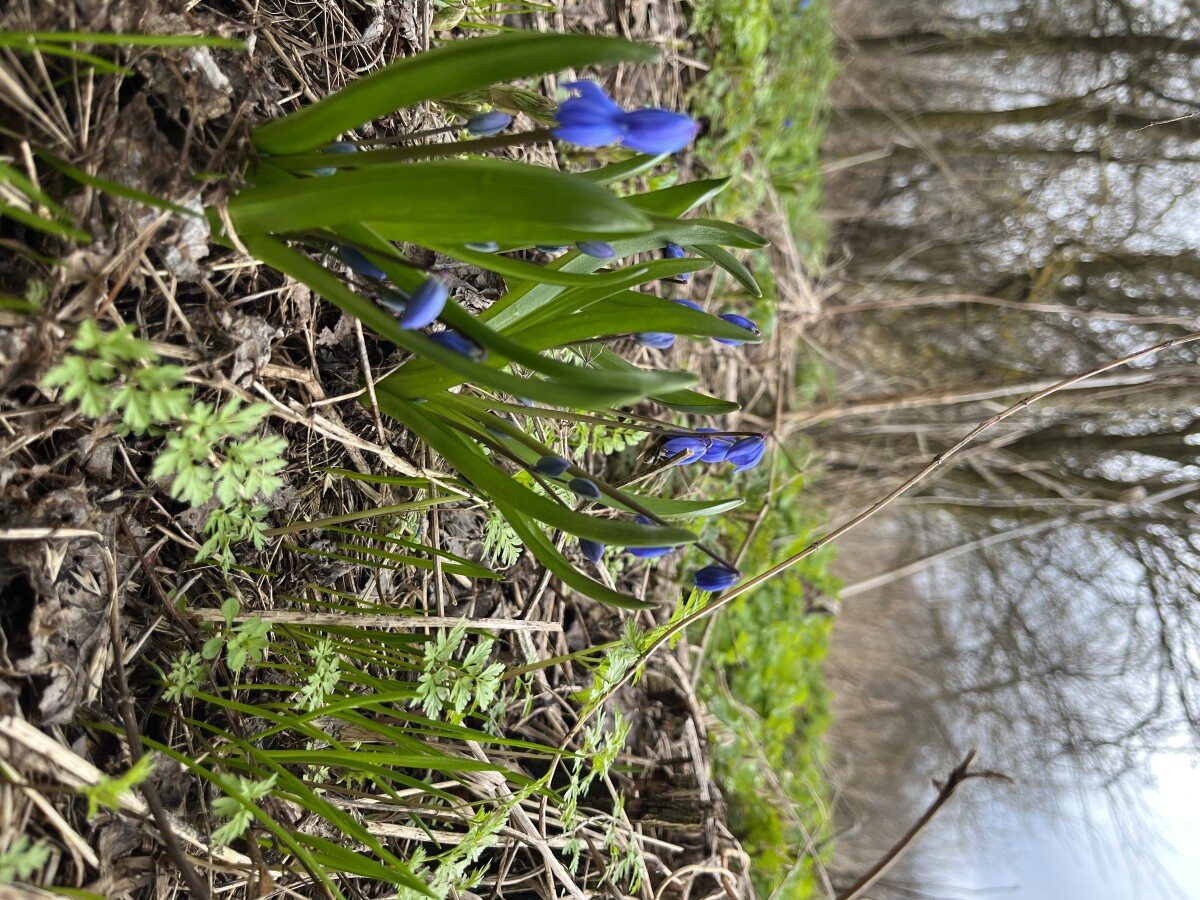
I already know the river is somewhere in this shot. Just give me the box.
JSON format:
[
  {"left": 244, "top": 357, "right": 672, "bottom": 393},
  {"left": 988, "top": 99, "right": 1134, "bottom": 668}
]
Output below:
[{"left": 816, "top": 1, "right": 1200, "bottom": 897}]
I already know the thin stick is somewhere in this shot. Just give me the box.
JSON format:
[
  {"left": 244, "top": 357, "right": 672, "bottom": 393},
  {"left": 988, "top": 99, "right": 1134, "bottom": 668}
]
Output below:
[
  {"left": 835, "top": 750, "right": 1011, "bottom": 900},
  {"left": 554, "top": 329, "right": 1200, "bottom": 753},
  {"left": 102, "top": 542, "right": 212, "bottom": 900}
]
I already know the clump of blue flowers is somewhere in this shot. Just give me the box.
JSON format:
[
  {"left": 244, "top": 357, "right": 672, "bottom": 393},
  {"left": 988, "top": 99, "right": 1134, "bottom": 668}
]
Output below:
[
  {"left": 553, "top": 81, "right": 698, "bottom": 154},
  {"left": 658, "top": 431, "right": 766, "bottom": 472}
]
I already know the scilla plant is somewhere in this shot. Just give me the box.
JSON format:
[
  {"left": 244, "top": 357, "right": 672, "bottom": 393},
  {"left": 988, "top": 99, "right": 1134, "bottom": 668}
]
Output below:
[{"left": 220, "top": 30, "right": 770, "bottom": 610}]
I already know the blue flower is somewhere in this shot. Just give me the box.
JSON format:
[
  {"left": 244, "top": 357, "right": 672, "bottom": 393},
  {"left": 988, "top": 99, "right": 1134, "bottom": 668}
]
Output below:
[
  {"left": 465, "top": 241, "right": 500, "bottom": 252},
  {"left": 695, "top": 427, "right": 734, "bottom": 462},
  {"left": 552, "top": 81, "right": 626, "bottom": 148},
  {"left": 568, "top": 477, "right": 602, "bottom": 500},
  {"left": 725, "top": 434, "right": 766, "bottom": 472},
  {"left": 579, "top": 539, "right": 605, "bottom": 564},
  {"left": 466, "top": 111, "right": 512, "bottom": 137},
  {"left": 664, "top": 242, "right": 690, "bottom": 282},
  {"left": 617, "top": 108, "right": 700, "bottom": 154},
  {"left": 661, "top": 434, "right": 710, "bottom": 464},
  {"left": 313, "top": 141, "right": 357, "bottom": 175},
  {"left": 428, "top": 329, "right": 486, "bottom": 361},
  {"left": 713, "top": 313, "right": 760, "bottom": 346},
  {"left": 400, "top": 278, "right": 448, "bottom": 330},
  {"left": 635, "top": 332, "right": 675, "bottom": 349},
  {"left": 693, "top": 564, "right": 740, "bottom": 592},
  {"left": 553, "top": 81, "right": 698, "bottom": 154},
  {"left": 379, "top": 287, "right": 410, "bottom": 315},
  {"left": 338, "top": 245, "right": 387, "bottom": 280},
  {"left": 626, "top": 516, "right": 678, "bottom": 559},
  {"left": 576, "top": 240, "right": 616, "bottom": 259},
  {"left": 534, "top": 455, "right": 571, "bottom": 477}
]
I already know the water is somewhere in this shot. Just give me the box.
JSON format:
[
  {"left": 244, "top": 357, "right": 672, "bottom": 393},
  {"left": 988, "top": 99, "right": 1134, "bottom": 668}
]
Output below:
[{"left": 818, "top": 1, "right": 1200, "bottom": 895}]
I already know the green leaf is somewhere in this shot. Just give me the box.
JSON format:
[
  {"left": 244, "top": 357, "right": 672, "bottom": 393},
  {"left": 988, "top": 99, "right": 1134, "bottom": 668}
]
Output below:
[
  {"left": 229, "top": 159, "right": 653, "bottom": 244},
  {"left": 575, "top": 154, "right": 670, "bottom": 185},
  {"left": 625, "top": 178, "right": 731, "bottom": 217},
  {"left": 694, "top": 243, "right": 762, "bottom": 297},
  {"left": 1, "top": 30, "right": 246, "bottom": 48},
  {"left": 588, "top": 346, "right": 741, "bottom": 415},
  {"left": 36, "top": 151, "right": 201, "bottom": 219},
  {"left": 497, "top": 500, "right": 658, "bottom": 610},
  {"left": 599, "top": 494, "right": 745, "bottom": 520},
  {"left": 245, "top": 232, "right": 696, "bottom": 408},
  {"left": 504, "top": 291, "right": 764, "bottom": 347},
  {"left": 252, "top": 32, "right": 655, "bottom": 154},
  {"left": 375, "top": 395, "right": 698, "bottom": 549},
  {"left": 428, "top": 242, "right": 703, "bottom": 288}
]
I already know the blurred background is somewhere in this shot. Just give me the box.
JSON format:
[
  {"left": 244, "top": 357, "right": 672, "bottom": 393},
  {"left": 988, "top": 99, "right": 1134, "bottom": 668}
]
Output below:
[{"left": 814, "top": 2, "right": 1200, "bottom": 897}]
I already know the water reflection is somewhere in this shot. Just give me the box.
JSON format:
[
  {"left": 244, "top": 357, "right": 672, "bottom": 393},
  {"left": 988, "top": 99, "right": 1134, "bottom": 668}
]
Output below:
[{"left": 818, "top": 0, "right": 1200, "bottom": 895}]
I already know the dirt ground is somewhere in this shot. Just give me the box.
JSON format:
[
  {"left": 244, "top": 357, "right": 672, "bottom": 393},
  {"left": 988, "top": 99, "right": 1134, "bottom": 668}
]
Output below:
[{"left": 0, "top": 0, "right": 820, "bottom": 896}]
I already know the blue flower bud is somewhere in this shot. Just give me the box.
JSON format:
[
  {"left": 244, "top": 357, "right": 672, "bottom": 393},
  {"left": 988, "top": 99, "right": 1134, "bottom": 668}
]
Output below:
[
  {"left": 379, "top": 288, "right": 410, "bottom": 315},
  {"left": 552, "top": 81, "right": 626, "bottom": 148},
  {"left": 338, "top": 245, "right": 387, "bottom": 280},
  {"left": 713, "top": 313, "right": 761, "bottom": 346},
  {"left": 661, "top": 435, "right": 710, "bottom": 464},
  {"left": 635, "top": 332, "right": 675, "bottom": 349},
  {"left": 428, "top": 329, "right": 486, "bottom": 361},
  {"left": 626, "top": 516, "right": 677, "bottom": 558},
  {"left": 536, "top": 245, "right": 569, "bottom": 253},
  {"left": 466, "top": 111, "right": 513, "bottom": 137},
  {"left": 553, "top": 82, "right": 699, "bottom": 155},
  {"left": 568, "top": 476, "right": 602, "bottom": 500},
  {"left": 726, "top": 435, "right": 766, "bottom": 472},
  {"left": 673, "top": 298, "right": 704, "bottom": 312},
  {"left": 313, "top": 141, "right": 357, "bottom": 175},
  {"left": 400, "top": 278, "right": 448, "bottom": 330},
  {"left": 695, "top": 427, "right": 735, "bottom": 462},
  {"left": 664, "top": 242, "right": 690, "bottom": 282},
  {"left": 534, "top": 455, "right": 571, "bottom": 477},
  {"left": 693, "top": 564, "right": 740, "bottom": 593},
  {"left": 579, "top": 539, "right": 605, "bottom": 564},
  {"left": 576, "top": 240, "right": 616, "bottom": 259},
  {"left": 465, "top": 241, "right": 500, "bottom": 252}
]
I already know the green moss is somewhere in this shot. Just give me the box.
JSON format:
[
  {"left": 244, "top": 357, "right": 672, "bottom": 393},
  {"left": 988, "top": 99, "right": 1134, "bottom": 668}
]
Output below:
[{"left": 695, "top": 452, "right": 839, "bottom": 897}]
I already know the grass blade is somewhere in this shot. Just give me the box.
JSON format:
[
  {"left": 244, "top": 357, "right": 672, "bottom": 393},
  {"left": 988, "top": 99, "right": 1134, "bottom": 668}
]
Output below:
[{"left": 253, "top": 32, "right": 655, "bottom": 154}]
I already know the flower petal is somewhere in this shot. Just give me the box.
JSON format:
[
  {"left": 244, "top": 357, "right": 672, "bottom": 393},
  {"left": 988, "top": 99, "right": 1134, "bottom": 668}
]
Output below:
[
  {"left": 693, "top": 564, "right": 740, "bottom": 592},
  {"left": 400, "top": 278, "right": 448, "bottom": 330},
  {"left": 635, "top": 332, "right": 675, "bottom": 349},
  {"left": 618, "top": 108, "right": 699, "bottom": 154},
  {"left": 534, "top": 455, "right": 571, "bottom": 477}
]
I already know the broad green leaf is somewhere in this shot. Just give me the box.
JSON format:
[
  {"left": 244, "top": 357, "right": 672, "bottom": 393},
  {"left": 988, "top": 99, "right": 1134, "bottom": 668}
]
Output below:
[
  {"left": 428, "top": 242, "right": 707, "bottom": 289},
  {"left": 599, "top": 494, "right": 745, "bottom": 520},
  {"left": 504, "top": 291, "right": 763, "bottom": 347},
  {"left": 625, "top": 179, "right": 730, "bottom": 217},
  {"left": 694, "top": 243, "right": 762, "bottom": 297},
  {"left": 253, "top": 32, "right": 655, "bottom": 154},
  {"left": 589, "top": 346, "right": 740, "bottom": 415},
  {"left": 497, "top": 500, "right": 658, "bottom": 610},
  {"left": 575, "top": 153, "right": 669, "bottom": 185},
  {"left": 229, "top": 159, "right": 652, "bottom": 244},
  {"left": 482, "top": 217, "right": 767, "bottom": 330},
  {"left": 243, "top": 232, "right": 694, "bottom": 408}
]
